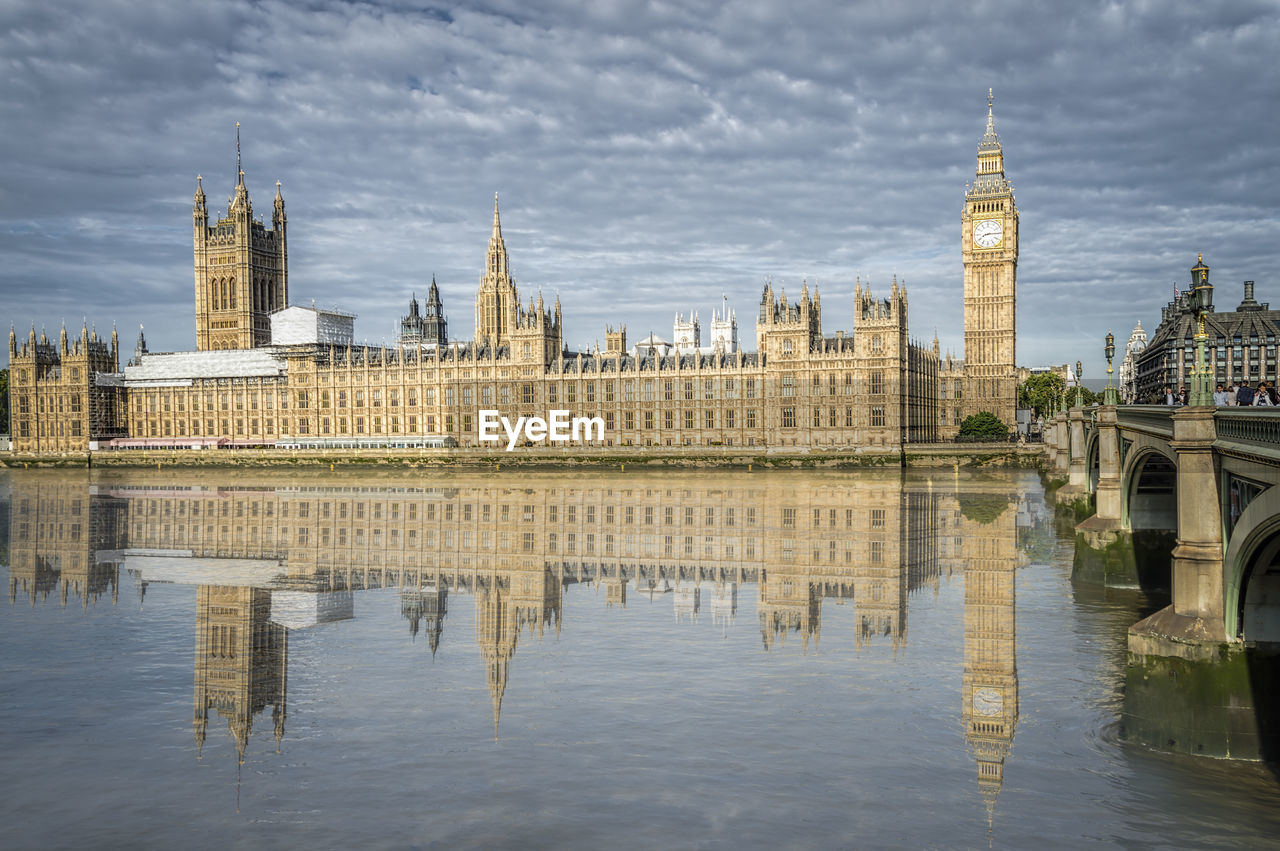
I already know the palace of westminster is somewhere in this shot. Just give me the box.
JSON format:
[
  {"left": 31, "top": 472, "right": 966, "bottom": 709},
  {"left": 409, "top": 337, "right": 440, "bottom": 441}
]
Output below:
[{"left": 8, "top": 97, "right": 1021, "bottom": 452}]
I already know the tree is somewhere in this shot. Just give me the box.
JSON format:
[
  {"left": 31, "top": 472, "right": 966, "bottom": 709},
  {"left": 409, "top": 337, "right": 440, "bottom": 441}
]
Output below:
[
  {"left": 957, "top": 410, "right": 1009, "bottom": 441},
  {"left": 1017, "top": 372, "right": 1065, "bottom": 417},
  {"left": 958, "top": 491, "right": 1013, "bottom": 525}
]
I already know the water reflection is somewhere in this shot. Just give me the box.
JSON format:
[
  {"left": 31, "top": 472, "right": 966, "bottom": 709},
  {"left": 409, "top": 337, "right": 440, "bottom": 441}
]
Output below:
[{"left": 6, "top": 470, "right": 1035, "bottom": 823}]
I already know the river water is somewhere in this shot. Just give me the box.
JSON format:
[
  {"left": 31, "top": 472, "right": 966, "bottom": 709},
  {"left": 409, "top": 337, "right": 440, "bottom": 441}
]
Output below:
[{"left": 1, "top": 467, "right": 1277, "bottom": 849}]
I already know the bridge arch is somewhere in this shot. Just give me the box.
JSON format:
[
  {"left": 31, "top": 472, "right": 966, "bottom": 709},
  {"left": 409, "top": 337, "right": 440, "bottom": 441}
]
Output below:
[
  {"left": 1120, "top": 441, "right": 1178, "bottom": 531},
  {"left": 1224, "top": 485, "right": 1280, "bottom": 644},
  {"left": 1085, "top": 430, "right": 1101, "bottom": 495}
]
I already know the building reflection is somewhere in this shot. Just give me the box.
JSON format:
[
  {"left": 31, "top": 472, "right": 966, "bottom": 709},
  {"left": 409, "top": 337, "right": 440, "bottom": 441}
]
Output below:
[
  {"left": 958, "top": 491, "right": 1021, "bottom": 833},
  {"left": 6, "top": 469, "right": 1029, "bottom": 827}
]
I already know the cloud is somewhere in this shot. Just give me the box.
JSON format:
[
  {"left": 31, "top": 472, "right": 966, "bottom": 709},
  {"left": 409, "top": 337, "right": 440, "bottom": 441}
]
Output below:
[{"left": 2, "top": 0, "right": 1278, "bottom": 372}]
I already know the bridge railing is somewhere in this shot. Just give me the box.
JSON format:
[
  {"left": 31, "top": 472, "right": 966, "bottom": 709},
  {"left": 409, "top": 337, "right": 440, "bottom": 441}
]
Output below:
[
  {"left": 1214, "top": 408, "right": 1280, "bottom": 456},
  {"left": 1116, "top": 405, "right": 1175, "bottom": 439}
]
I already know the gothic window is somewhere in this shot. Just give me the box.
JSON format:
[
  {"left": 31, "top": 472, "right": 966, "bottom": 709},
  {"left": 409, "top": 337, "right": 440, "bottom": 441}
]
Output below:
[
  {"left": 871, "top": 407, "right": 885, "bottom": 427},
  {"left": 782, "top": 407, "right": 796, "bottom": 428},
  {"left": 871, "top": 335, "right": 882, "bottom": 353},
  {"left": 783, "top": 339, "right": 793, "bottom": 354}
]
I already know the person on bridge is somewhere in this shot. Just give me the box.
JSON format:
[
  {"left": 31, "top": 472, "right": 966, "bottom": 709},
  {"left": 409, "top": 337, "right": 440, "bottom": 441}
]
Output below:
[
  {"left": 1214, "top": 383, "right": 1230, "bottom": 406},
  {"left": 1163, "top": 385, "right": 1177, "bottom": 405},
  {"left": 1226, "top": 380, "right": 1240, "bottom": 406},
  {"left": 1253, "top": 382, "right": 1275, "bottom": 406},
  {"left": 1237, "top": 381, "right": 1256, "bottom": 406}
]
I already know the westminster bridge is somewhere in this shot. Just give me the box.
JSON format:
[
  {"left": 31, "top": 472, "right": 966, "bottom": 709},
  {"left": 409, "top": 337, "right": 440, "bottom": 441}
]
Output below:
[{"left": 1043, "top": 404, "right": 1280, "bottom": 758}]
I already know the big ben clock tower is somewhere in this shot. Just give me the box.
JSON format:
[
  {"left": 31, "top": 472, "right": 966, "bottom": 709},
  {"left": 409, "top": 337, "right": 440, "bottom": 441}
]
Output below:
[{"left": 962, "top": 90, "right": 1019, "bottom": 427}]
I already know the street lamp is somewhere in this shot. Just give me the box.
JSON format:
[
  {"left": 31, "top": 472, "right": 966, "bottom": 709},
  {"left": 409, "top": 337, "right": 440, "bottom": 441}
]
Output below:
[
  {"left": 1104, "top": 331, "right": 1119, "bottom": 404},
  {"left": 1189, "top": 254, "right": 1214, "bottom": 407},
  {"left": 1076, "top": 359, "right": 1084, "bottom": 407}
]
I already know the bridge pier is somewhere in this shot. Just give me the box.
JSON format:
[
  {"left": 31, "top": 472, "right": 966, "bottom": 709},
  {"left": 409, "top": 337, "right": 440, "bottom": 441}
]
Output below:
[
  {"left": 1067, "top": 408, "right": 1088, "bottom": 491},
  {"left": 1051, "top": 413, "right": 1069, "bottom": 477},
  {"left": 1123, "top": 407, "right": 1262, "bottom": 758},
  {"left": 1128, "top": 407, "right": 1226, "bottom": 651},
  {"left": 1079, "top": 406, "right": 1121, "bottom": 529},
  {"left": 1072, "top": 406, "right": 1136, "bottom": 585}
]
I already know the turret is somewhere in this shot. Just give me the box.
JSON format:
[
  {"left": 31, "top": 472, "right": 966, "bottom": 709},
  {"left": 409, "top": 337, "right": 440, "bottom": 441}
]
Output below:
[
  {"left": 9, "top": 325, "right": 16, "bottom": 357},
  {"left": 59, "top": 321, "right": 68, "bottom": 354},
  {"left": 193, "top": 175, "right": 207, "bottom": 225}
]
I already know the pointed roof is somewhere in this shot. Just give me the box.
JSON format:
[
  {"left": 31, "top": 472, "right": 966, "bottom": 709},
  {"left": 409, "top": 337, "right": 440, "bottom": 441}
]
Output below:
[
  {"left": 492, "top": 192, "right": 502, "bottom": 240},
  {"left": 978, "top": 88, "right": 1001, "bottom": 153}
]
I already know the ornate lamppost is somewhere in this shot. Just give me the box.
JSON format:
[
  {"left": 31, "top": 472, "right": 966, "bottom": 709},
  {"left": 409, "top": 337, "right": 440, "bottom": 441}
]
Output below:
[
  {"left": 1104, "top": 331, "right": 1119, "bottom": 405},
  {"left": 1076, "top": 360, "right": 1084, "bottom": 407},
  {"left": 1189, "top": 256, "right": 1214, "bottom": 407}
]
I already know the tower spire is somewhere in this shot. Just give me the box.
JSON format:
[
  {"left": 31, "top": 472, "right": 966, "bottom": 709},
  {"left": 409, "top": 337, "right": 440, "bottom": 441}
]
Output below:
[
  {"left": 492, "top": 192, "right": 502, "bottom": 239},
  {"left": 236, "top": 122, "right": 242, "bottom": 184}
]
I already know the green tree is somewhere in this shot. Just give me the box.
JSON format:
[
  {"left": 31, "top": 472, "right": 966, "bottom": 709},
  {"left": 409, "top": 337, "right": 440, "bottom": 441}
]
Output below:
[
  {"left": 958, "top": 491, "right": 1013, "bottom": 525},
  {"left": 1017, "top": 372, "right": 1065, "bottom": 417},
  {"left": 957, "top": 410, "right": 1009, "bottom": 441}
]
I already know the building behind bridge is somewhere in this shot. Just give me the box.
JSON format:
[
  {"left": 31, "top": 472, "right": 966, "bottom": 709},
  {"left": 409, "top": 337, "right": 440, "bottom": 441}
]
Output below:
[{"left": 1133, "top": 255, "right": 1280, "bottom": 403}]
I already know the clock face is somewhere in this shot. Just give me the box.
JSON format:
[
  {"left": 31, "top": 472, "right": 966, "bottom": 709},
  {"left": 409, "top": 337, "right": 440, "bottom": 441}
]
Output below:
[
  {"left": 972, "top": 687, "right": 1003, "bottom": 717},
  {"left": 973, "top": 219, "right": 1003, "bottom": 249}
]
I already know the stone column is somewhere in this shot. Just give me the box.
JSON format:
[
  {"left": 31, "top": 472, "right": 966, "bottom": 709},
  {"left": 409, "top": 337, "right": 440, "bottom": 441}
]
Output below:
[
  {"left": 1167, "top": 407, "right": 1224, "bottom": 637},
  {"left": 1129, "top": 406, "right": 1226, "bottom": 650},
  {"left": 1048, "top": 414, "right": 1066, "bottom": 475},
  {"left": 1092, "top": 405, "right": 1122, "bottom": 527},
  {"left": 1068, "top": 409, "right": 1087, "bottom": 489}
]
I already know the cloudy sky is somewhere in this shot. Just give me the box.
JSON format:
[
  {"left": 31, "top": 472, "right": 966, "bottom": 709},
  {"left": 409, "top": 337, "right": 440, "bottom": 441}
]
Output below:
[{"left": 3, "top": 0, "right": 1278, "bottom": 375}]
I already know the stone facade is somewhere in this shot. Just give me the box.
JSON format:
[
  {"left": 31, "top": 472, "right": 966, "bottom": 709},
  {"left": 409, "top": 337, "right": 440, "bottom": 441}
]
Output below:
[
  {"left": 400, "top": 278, "right": 448, "bottom": 348},
  {"left": 1133, "top": 257, "right": 1280, "bottom": 403},
  {"left": 193, "top": 168, "right": 288, "bottom": 352},
  {"left": 8, "top": 96, "right": 1022, "bottom": 452},
  {"left": 1119, "top": 321, "right": 1148, "bottom": 403},
  {"left": 8, "top": 323, "right": 124, "bottom": 451},
  {"left": 961, "top": 91, "right": 1019, "bottom": 429}
]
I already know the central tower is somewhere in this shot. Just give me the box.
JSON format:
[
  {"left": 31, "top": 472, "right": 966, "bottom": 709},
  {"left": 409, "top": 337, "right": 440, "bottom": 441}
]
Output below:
[
  {"left": 193, "top": 131, "right": 288, "bottom": 351},
  {"left": 961, "top": 91, "right": 1019, "bottom": 427},
  {"left": 475, "top": 194, "right": 519, "bottom": 347}
]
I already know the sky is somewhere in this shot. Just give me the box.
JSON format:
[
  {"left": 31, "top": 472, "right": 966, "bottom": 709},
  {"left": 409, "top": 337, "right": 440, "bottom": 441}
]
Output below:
[{"left": 2, "top": 0, "right": 1278, "bottom": 376}]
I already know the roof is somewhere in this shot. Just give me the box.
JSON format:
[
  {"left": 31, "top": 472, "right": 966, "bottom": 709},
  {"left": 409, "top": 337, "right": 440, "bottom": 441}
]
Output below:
[{"left": 125, "top": 348, "right": 287, "bottom": 384}]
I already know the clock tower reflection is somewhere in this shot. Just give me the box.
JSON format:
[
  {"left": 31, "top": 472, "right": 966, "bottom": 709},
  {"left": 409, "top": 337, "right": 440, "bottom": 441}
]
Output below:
[{"left": 958, "top": 489, "right": 1020, "bottom": 833}]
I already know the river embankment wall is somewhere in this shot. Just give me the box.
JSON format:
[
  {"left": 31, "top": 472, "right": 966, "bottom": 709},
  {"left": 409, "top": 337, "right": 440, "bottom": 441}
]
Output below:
[{"left": 0, "top": 444, "right": 1045, "bottom": 470}]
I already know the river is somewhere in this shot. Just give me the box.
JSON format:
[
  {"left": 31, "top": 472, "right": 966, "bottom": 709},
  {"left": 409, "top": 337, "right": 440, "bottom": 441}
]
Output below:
[{"left": 1, "top": 466, "right": 1277, "bottom": 848}]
